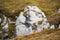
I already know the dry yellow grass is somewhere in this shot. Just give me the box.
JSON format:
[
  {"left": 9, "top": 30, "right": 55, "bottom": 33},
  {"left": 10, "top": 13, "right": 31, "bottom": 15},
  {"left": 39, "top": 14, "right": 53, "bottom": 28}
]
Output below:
[
  {"left": 47, "top": 13, "right": 60, "bottom": 26},
  {"left": 0, "top": 0, "right": 60, "bottom": 17},
  {"left": 11, "top": 29, "right": 60, "bottom": 40}
]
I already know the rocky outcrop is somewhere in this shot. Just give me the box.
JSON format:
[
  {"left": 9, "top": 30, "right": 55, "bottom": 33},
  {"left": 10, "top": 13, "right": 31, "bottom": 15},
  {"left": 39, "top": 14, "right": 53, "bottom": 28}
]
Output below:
[{"left": 15, "top": 6, "right": 49, "bottom": 36}]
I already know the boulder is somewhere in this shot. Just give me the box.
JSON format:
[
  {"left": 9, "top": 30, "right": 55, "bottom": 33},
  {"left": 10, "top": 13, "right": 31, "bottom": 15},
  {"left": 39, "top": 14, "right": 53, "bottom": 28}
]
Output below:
[{"left": 16, "top": 6, "right": 49, "bottom": 36}]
